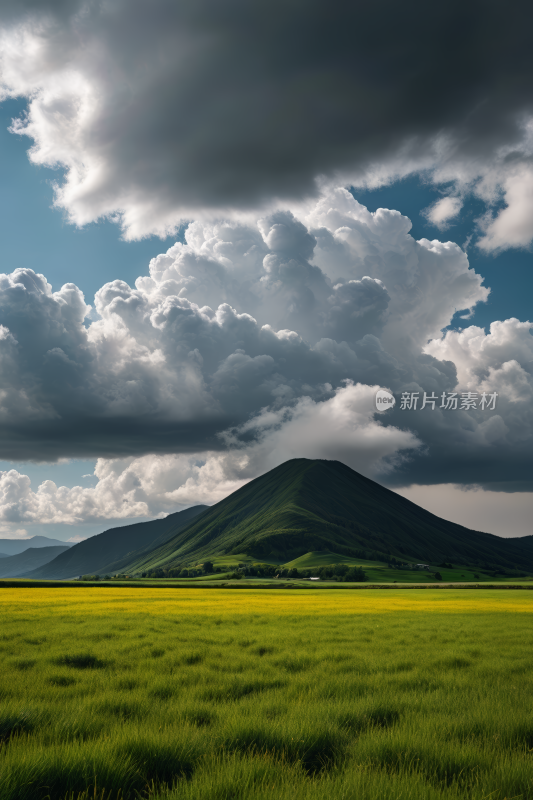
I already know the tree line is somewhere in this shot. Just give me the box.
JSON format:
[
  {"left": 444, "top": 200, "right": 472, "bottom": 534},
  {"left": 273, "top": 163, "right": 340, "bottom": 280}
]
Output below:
[{"left": 79, "top": 561, "right": 368, "bottom": 582}]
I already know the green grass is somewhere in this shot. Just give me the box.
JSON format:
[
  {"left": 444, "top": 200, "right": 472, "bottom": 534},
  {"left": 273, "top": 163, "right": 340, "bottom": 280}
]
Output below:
[
  {"left": 363, "top": 566, "right": 492, "bottom": 583},
  {"left": 362, "top": 566, "right": 532, "bottom": 584},
  {"left": 0, "top": 587, "right": 532, "bottom": 799},
  {"left": 136, "top": 549, "right": 529, "bottom": 585},
  {"left": 209, "top": 554, "right": 281, "bottom": 568},
  {"left": 282, "top": 550, "right": 386, "bottom": 570},
  {"left": 194, "top": 550, "right": 529, "bottom": 584}
]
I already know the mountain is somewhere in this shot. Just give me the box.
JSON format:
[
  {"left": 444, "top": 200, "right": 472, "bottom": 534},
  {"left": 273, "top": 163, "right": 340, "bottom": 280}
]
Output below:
[
  {"left": 0, "top": 536, "right": 73, "bottom": 556},
  {"left": 22, "top": 505, "right": 208, "bottom": 580},
  {"left": 116, "top": 459, "right": 533, "bottom": 573},
  {"left": 0, "top": 546, "right": 71, "bottom": 578}
]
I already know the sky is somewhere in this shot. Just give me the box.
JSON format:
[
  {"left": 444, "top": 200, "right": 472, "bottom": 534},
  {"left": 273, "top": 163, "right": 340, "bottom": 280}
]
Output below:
[{"left": 0, "top": 0, "right": 532, "bottom": 542}]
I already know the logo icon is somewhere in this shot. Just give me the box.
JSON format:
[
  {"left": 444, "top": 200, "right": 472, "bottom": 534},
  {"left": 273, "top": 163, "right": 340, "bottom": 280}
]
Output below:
[{"left": 375, "top": 389, "right": 395, "bottom": 411}]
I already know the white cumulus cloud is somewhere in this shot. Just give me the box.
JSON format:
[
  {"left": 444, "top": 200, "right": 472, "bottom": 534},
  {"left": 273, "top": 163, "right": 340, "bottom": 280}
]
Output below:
[
  {"left": 0, "top": 188, "right": 489, "bottom": 462},
  {"left": 0, "top": 187, "right": 530, "bottom": 533},
  {"left": 423, "top": 196, "right": 463, "bottom": 230}
]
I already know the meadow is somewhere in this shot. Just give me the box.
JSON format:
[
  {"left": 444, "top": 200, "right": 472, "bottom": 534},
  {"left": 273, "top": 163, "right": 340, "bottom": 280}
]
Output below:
[
  {"left": 0, "top": 587, "right": 532, "bottom": 800},
  {"left": 138, "top": 550, "right": 532, "bottom": 584}
]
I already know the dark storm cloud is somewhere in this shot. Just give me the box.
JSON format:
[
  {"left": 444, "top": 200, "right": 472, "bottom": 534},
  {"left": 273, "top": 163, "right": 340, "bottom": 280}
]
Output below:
[
  {"left": 0, "top": 416, "right": 230, "bottom": 462},
  {"left": 2, "top": 0, "right": 533, "bottom": 239},
  {"left": 383, "top": 408, "right": 533, "bottom": 492}
]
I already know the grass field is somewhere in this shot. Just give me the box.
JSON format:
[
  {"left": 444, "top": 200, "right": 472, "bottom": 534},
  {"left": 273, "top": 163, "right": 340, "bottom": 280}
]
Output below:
[
  {"left": 0, "top": 587, "right": 532, "bottom": 799},
  {"left": 282, "top": 551, "right": 386, "bottom": 570},
  {"left": 155, "top": 551, "right": 530, "bottom": 584},
  {"left": 281, "top": 552, "right": 532, "bottom": 583}
]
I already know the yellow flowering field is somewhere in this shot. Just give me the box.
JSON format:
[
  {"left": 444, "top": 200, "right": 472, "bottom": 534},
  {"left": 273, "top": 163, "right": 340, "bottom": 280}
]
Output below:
[
  {"left": 0, "top": 587, "right": 532, "bottom": 799},
  {"left": 3, "top": 586, "right": 533, "bottom": 617}
]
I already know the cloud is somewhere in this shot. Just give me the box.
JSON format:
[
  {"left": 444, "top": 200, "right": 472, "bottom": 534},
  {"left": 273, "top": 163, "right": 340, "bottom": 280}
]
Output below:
[
  {"left": 0, "top": 383, "right": 420, "bottom": 524},
  {"left": 0, "top": 4, "right": 532, "bottom": 530},
  {"left": 0, "top": 527, "right": 29, "bottom": 539},
  {"left": 395, "top": 484, "right": 533, "bottom": 538},
  {"left": 388, "top": 319, "right": 533, "bottom": 489},
  {"left": 1, "top": 374, "right": 531, "bottom": 534},
  {"left": 425, "top": 319, "right": 533, "bottom": 391},
  {"left": 219, "top": 381, "right": 421, "bottom": 478},
  {"left": 423, "top": 196, "right": 463, "bottom": 230},
  {"left": 0, "top": 186, "right": 531, "bottom": 521},
  {"left": 0, "top": 188, "right": 488, "bottom": 461},
  {"left": 477, "top": 164, "right": 533, "bottom": 251},
  {"left": 1, "top": 1, "right": 533, "bottom": 248}
]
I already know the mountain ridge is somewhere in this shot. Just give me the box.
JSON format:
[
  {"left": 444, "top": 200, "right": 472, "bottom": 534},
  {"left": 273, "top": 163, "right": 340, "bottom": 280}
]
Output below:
[
  {"left": 24, "top": 460, "right": 533, "bottom": 580},
  {"left": 0, "top": 546, "right": 71, "bottom": 578},
  {"left": 0, "top": 536, "right": 73, "bottom": 556},
  {"left": 116, "top": 459, "right": 533, "bottom": 573},
  {"left": 23, "top": 505, "right": 209, "bottom": 580}
]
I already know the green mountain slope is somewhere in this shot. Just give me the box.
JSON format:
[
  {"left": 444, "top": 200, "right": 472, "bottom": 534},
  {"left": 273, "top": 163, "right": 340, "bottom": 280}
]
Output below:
[
  {"left": 511, "top": 535, "right": 533, "bottom": 557},
  {"left": 23, "top": 505, "right": 208, "bottom": 580},
  {"left": 0, "top": 546, "right": 71, "bottom": 578},
  {"left": 119, "top": 459, "right": 533, "bottom": 573}
]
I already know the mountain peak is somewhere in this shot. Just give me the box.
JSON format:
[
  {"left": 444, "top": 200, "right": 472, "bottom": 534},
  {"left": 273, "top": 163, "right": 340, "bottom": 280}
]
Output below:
[{"left": 117, "top": 459, "right": 533, "bottom": 572}]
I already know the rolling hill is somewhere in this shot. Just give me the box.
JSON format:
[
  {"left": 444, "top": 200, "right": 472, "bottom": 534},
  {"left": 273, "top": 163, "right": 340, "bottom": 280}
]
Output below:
[
  {"left": 116, "top": 459, "right": 533, "bottom": 573},
  {"left": 23, "top": 505, "right": 208, "bottom": 580},
  {"left": 0, "top": 546, "right": 71, "bottom": 578},
  {"left": 0, "top": 536, "right": 72, "bottom": 556}
]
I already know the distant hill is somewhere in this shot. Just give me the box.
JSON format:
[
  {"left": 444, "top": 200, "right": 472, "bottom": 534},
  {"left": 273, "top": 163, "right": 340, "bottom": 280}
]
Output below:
[
  {"left": 116, "top": 459, "right": 533, "bottom": 573},
  {"left": 0, "top": 536, "right": 73, "bottom": 556},
  {"left": 0, "top": 553, "right": 8, "bottom": 559},
  {"left": 23, "top": 506, "right": 208, "bottom": 580},
  {"left": 0, "top": 546, "right": 71, "bottom": 578}
]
